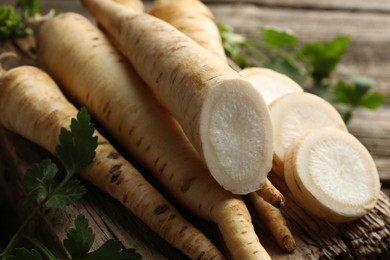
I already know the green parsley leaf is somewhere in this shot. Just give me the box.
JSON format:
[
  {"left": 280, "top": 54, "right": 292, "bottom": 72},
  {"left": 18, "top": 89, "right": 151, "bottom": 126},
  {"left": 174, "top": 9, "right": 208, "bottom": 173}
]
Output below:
[
  {"left": 55, "top": 107, "right": 98, "bottom": 175},
  {"left": 265, "top": 57, "right": 304, "bottom": 84},
  {"left": 299, "top": 36, "right": 350, "bottom": 83},
  {"left": 351, "top": 76, "right": 374, "bottom": 96},
  {"left": 361, "top": 92, "right": 387, "bottom": 109},
  {"left": 334, "top": 80, "right": 356, "bottom": 104},
  {"left": 334, "top": 78, "right": 386, "bottom": 116},
  {"left": 7, "top": 248, "right": 43, "bottom": 260},
  {"left": 64, "top": 214, "right": 95, "bottom": 258},
  {"left": 0, "top": 5, "right": 29, "bottom": 41},
  {"left": 17, "top": 0, "right": 42, "bottom": 17},
  {"left": 45, "top": 179, "right": 86, "bottom": 208},
  {"left": 75, "top": 239, "right": 142, "bottom": 260},
  {"left": 218, "top": 22, "right": 248, "bottom": 65},
  {"left": 261, "top": 27, "right": 298, "bottom": 49},
  {"left": 22, "top": 159, "right": 58, "bottom": 206}
]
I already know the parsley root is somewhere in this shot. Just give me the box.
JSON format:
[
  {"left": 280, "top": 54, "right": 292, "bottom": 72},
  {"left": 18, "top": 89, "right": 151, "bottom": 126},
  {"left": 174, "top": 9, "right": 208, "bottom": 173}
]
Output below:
[
  {"left": 37, "top": 12, "right": 270, "bottom": 259},
  {"left": 256, "top": 178, "right": 285, "bottom": 208},
  {"left": 80, "top": 0, "right": 273, "bottom": 194},
  {"left": 0, "top": 66, "right": 224, "bottom": 259},
  {"left": 148, "top": 0, "right": 227, "bottom": 62},
  {"left": 284, "top": 128, "right": 380, "bottom": 222},
  {"left": 269, "top": 92, "right": 347, "bottom": 177},
  {"left": 239, "top": 67, "right": 303, "bottom": 106},
  {"left": 248, "top": 192, "right": 296, "bottom": 253}
]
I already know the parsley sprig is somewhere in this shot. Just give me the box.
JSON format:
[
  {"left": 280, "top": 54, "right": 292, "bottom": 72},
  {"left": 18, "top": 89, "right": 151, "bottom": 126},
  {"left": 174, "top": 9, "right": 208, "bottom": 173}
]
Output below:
[
  {"left": 0, "top": 108, "right": 141, "bottom": 260},
  {"left": 0, "top": 0, "right": 42, "bottom": 41},
  {"left": 219, "top": 23, "right": 386, "bottom": 122}
]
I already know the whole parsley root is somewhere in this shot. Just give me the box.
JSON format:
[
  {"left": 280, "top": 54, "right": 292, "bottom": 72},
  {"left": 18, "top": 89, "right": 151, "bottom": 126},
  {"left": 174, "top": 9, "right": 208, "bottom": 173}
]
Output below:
[
  {"left": 143, "top": 2, "right": 297, "bottom": 253},
  {"left": 248, "top": 192, "right": 296, "bottom": 253},
  {"left": 0, "top": 66, "right": 223, "bottom": 260},
  {"left": 148, "top": 0, "right": 227, "bottom": 62},
  {"left": 113, "top": 0, "right": 144, "bottom": 12},
  {"left": 37, "top": 12, "right": 270, "bottom": 259},
  {"left": 81, "top": 0, "right": 273, "bottom": 195}
]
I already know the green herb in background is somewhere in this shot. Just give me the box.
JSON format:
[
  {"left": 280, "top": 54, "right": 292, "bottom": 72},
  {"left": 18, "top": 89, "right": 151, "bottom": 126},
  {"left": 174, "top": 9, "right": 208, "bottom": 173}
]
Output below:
[
  {"left": 0, "top": 0, "right": 42, "bottom": 41},
  {"left": 0, "top": 5, "right": 31, "bottom": 41},
  {"left": 16, "top": 0, "right": 42, "bottom": 18},
  {"left": 0, "top": 108, "right": 142, "bottom": 260},
  {"left": 219, "top": 23, "right": 386, "bottom": 123}
]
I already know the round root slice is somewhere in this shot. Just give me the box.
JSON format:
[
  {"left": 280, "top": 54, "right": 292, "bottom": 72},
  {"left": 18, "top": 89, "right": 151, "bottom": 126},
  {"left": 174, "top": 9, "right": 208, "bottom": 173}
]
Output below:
[
  {"left": 200, "top": 80, "right": 274, "bottom": 194},
  {"left": 269, "top": 92, "right": 347, "bottom": 177},
  {"left": 239, "top": 67, "right": 303, "bottom": 106},
  {"left": 284, "top": 128, "right": 380, "bottom": 222}
]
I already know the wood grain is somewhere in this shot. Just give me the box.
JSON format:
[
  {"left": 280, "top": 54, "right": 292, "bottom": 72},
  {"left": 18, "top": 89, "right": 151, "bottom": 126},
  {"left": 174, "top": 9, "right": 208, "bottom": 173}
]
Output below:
[{"left": 1, "top": 0, "right": 389, "bottom": 258}]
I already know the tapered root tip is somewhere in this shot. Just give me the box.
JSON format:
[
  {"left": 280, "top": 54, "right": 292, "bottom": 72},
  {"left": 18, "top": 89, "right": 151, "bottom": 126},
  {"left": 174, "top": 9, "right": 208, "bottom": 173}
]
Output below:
[{"left": 200, "top": 79, "right": 273, "bottom": 194}]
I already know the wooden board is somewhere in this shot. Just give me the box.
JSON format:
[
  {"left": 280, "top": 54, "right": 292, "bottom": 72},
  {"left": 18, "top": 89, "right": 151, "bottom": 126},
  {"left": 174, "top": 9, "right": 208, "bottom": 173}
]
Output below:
[{"left": 1, "top": 0, "right": 390, "bottom": 259}]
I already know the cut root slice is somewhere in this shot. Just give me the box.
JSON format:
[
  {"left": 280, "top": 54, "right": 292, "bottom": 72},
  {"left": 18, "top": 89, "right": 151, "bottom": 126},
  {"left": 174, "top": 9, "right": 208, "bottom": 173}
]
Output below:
[
  {"left": 239, "top": 67, "right": 303, "bottom": 106},
  {"left": 200, "top": 80, "right": 274, "bottom": 194},
  {"left": 269, "top": 92, "right": 347, "bottom": 177},
  {"left": 284, "top": 128, "right": 380, "bottom": 222}
]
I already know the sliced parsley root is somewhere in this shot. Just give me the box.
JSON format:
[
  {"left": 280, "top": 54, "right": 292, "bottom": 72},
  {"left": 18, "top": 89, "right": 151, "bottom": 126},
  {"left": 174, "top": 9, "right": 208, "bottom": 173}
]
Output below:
[
  {"left": 0, "top": 66, "right": 223, "bottom": 259},
  {"left": 239, "top": 67, "right": 303, "bottom": 106},
  {"left": 269, "top": 92, "right": 347, "bottom": 177},
  {"left": 81, "top": 0, "right": 273, "bottom": 195},
  {"left": 284, "top": 128, "right": 380, "bottom": 222},
  {"left": 37, "top": 12, "right": 269, "bottom": 259}
]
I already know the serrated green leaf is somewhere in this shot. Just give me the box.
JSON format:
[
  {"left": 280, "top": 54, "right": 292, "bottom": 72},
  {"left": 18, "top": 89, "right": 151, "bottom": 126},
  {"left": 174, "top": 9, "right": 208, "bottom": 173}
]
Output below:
[
  {"left": 299, "top": 36, "right": 350, "bottom": 82},
  {"left": 261, "top": 27, "right": 298, "bottom": 48},
  {"left": 45, "top": 179, "right": 85, "bottom": 208},
  {"left": 55, "top": 107, "right": 98, "bottom": 175},
  {"left": 74, "top": 239, "right": 142, "bottom": 260},
  {"left": 22, "top": 159, "right": 58, "bottom": 206},
  {"left": 7, "top": 248, "right": 43, "bottom": 260},
  {"left": 64, "top": 214, "right": 95, "bottom": 258},
  {"left": 361, "top": 92, "right": 387, "bottom": 109}
]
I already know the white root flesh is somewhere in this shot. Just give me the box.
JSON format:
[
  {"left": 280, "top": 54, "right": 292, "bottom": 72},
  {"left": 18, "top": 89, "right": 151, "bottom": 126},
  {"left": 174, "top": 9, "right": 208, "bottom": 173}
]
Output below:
[
  {"left": 239, "top": 67, "right": 303, "bottom": 106},
  {"left": 284, "top": 127, "right": 380, "bottom": 222},
  {"left": 268, "top": 92, "right": 348, "bottom": 177}
]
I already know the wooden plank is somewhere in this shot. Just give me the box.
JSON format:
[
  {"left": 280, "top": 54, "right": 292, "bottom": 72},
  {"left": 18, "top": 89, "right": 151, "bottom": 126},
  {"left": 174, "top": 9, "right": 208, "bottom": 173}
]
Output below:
[
  {"left": 204, "top": 0, "right": 390, "bottom": 13},
  {"left": 208, "top": 3, "right": 390, "bottom": 96}
]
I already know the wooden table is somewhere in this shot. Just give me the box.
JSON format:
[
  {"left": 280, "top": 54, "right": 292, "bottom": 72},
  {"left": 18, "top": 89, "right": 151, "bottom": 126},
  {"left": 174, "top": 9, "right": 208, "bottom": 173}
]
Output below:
[{"left": 1, "top": 0, "right": 389, "bottom": 259}]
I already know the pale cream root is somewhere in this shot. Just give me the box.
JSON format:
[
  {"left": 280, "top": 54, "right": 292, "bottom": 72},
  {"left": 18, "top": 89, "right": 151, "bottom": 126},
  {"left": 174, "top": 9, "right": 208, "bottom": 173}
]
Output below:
[
  {"left": 284, "top": 128, "right": 380, "bottom": 222},
  {"left": 148, "top": 0, "right": 227, "bottom": 62},
  {"left": 113, "top": 0, "right": 143, "bottom": 12},
  {"left": 0, "top": 66, "right": 224, "bottom": 260},
  {"left": 248, "top": 192, "right": 296, "bottom": 253},
  {"left": 269, "top": 92, "right": 347, "bottom": 177},
  {"left": 38, "top": 12, "right": 268, "bottom": 259},
  {"left": 81, "top": 0, "right": 273, "bottom": 194},
  {"left": 239, "top": 67, "right": 303, "bottom": 106},
  {"left": 256, "top": 178, "right": 285, "bottom": 208}
]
